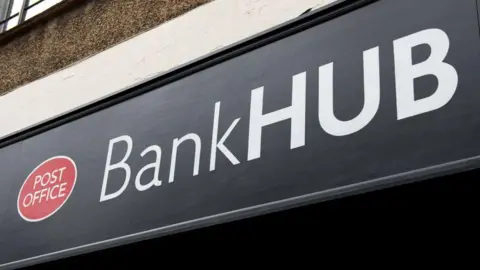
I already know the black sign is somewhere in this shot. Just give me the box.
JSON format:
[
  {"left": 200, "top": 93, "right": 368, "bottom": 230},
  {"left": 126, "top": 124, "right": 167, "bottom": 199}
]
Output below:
[{"left": 2, "top": 0, "right": 480, "bottom": 268}]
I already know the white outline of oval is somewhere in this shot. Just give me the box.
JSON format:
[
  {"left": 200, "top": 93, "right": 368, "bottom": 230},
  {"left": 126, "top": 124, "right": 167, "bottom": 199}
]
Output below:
[{"left": 17, "top": 155, "right": 78, "bottom": 222}]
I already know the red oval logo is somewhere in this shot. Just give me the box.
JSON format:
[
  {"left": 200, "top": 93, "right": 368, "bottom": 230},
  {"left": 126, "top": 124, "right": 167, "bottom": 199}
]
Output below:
[{"left": 17, "top": 156, "right": 77, "bottom": 222}]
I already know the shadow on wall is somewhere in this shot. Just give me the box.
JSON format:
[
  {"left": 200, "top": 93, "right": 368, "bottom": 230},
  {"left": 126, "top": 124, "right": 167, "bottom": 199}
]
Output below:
[{"left": 0, "top": 0, "right": 211, "bottom": 95}]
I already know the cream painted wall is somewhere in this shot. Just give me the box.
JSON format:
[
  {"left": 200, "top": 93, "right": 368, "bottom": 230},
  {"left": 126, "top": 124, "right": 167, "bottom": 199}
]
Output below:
[{"left": 0, "top": 0, "right": 336, "bottom": 140}]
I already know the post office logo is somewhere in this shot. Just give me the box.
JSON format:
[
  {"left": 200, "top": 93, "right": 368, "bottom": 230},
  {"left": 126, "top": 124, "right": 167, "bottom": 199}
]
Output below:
[{"left": 17, "top": 156, "right": 77, "bottom": 222}]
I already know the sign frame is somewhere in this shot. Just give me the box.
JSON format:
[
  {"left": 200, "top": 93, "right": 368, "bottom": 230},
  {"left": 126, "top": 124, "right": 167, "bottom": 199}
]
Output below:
[{"left": 3, "top": 0, "right": 480, "bottom": 268}]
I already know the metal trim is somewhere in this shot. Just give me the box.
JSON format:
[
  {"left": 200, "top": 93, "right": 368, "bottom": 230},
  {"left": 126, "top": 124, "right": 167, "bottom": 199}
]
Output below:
[
  {"left": 0, "top": 0, "right": 14, "bottom": 31},
  {"left": 18, "top": 0, "right": 30, "bottom": 23}
]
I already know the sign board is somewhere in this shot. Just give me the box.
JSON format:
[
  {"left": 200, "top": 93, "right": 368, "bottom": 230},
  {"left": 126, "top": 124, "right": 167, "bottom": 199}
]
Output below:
[{"left": 2, "top": 0, "right": 480, "bottom": 267}]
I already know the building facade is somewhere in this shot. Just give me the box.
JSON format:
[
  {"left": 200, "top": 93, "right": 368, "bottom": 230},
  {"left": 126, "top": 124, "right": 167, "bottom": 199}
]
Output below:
[
  {"left": 1, "top": 0, "right": 479, "bottom": 268},
  {"left": 0, "top": 0, "right": 330, "bottom": 138}
]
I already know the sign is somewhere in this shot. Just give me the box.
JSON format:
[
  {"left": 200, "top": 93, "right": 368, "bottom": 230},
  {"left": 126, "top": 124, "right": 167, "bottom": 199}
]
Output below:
[
  {"left": 17, "top": 156, "right": 77, "bottom": 222},
  {"left": 2, "top": 0, "right": 480, "bottom": 267}
]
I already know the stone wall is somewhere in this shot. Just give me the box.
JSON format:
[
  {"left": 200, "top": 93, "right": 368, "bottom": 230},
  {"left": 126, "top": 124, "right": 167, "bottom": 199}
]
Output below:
[{"left": 0, "top": 0, "right": 210, "bottom": 95}]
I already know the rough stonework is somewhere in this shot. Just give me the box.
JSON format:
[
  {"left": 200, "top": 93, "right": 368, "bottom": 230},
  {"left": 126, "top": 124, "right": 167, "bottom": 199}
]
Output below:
[{"left": 0, "top": 0, "right": 211, "bottom": 95}]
